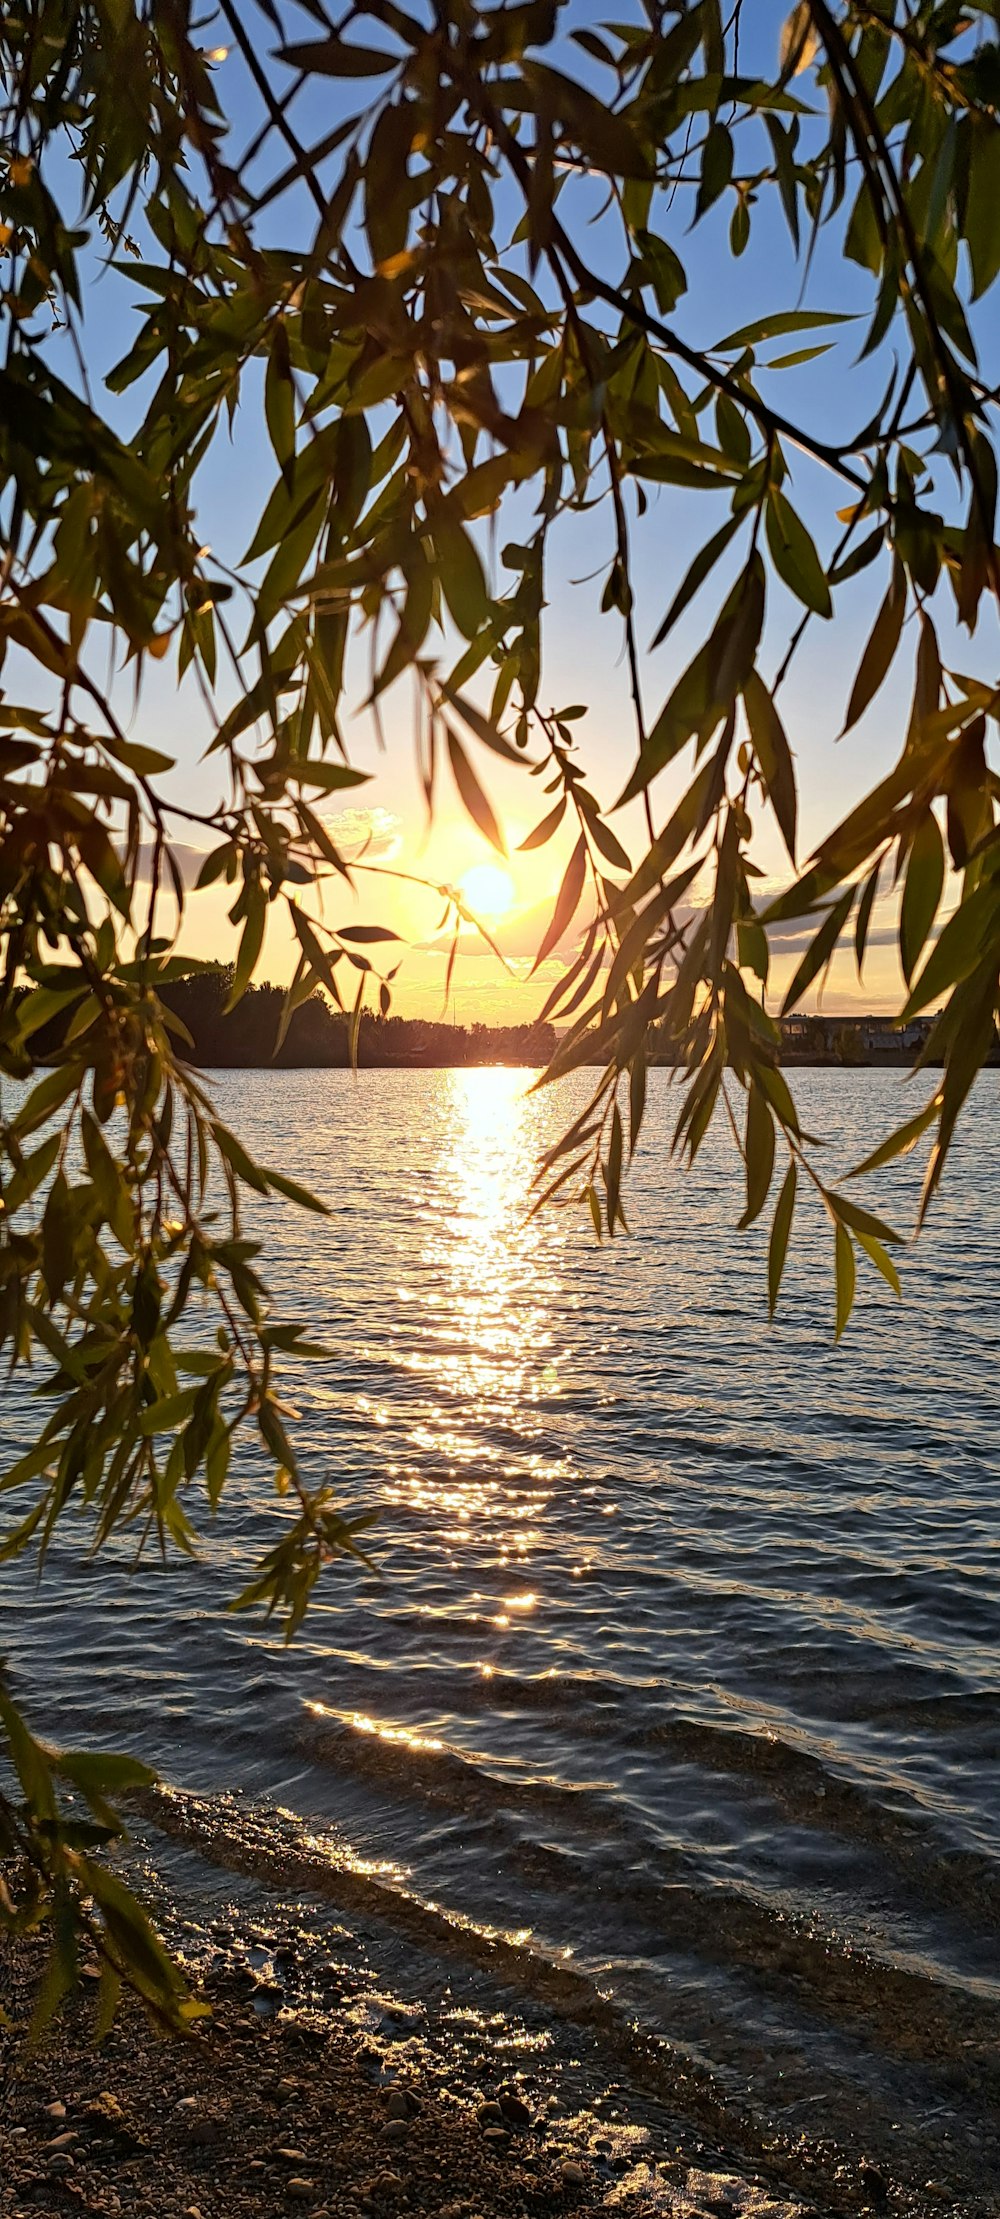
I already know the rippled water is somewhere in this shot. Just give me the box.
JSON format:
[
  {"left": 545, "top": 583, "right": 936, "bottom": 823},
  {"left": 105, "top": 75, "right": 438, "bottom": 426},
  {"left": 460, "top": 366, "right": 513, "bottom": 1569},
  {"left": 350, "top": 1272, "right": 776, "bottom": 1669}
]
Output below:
[{"left": 2, "top": 1067, "right": 999, "bottom": 2180}]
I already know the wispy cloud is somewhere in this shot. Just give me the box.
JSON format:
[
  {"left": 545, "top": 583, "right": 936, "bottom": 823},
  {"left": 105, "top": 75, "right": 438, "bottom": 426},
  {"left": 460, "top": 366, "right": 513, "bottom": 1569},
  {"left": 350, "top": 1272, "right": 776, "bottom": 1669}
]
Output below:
[{"left": 323, "top": 805, "right": 402, "bottom": 860}]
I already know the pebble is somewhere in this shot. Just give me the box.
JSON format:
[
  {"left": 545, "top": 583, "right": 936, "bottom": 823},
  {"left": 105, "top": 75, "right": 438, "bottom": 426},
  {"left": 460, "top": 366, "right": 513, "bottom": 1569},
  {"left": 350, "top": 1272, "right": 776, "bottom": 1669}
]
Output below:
[
  {"left": 476, "top": 2101, "right": 503, "bottom": 2127},
  {"left": 286, "top": 2180, "right": 316, "bottom": 2201},
  {"left": 44, "top": 2101, "right": 67, "bottom": 2120},
  {"left": 498, "top": 2092, "right": 530, "bottom": 2127},
  {"left": 562, "top": 2160, "right": 586, "bottom": 2188},
  {"left": 385, "top": 2092, "right": 409, "bottom": 2121},
  {"left": 382, "top": 2119, "right": 408, "bottom": 2143}
]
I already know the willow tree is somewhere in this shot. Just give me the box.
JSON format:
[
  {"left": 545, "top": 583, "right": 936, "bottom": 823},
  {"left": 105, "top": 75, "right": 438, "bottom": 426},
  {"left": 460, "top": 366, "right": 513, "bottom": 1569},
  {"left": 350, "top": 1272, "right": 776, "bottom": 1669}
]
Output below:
[{"left": 2, "top": 0, "right": 999, "bottom": 2028}]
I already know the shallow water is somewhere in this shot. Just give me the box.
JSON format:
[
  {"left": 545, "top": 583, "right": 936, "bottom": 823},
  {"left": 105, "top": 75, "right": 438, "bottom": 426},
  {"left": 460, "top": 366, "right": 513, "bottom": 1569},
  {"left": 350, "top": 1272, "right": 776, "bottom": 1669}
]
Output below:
[{"left": 2, "top": 1066, "right": 999, "bottom": 2181}]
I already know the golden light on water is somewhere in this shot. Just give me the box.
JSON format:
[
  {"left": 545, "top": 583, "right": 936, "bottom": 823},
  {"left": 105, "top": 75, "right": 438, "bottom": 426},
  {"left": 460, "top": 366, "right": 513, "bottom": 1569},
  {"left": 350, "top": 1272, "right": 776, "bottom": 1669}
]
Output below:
[{"left": 385, "top": 1067, "right": 571, "bottom": 1529}]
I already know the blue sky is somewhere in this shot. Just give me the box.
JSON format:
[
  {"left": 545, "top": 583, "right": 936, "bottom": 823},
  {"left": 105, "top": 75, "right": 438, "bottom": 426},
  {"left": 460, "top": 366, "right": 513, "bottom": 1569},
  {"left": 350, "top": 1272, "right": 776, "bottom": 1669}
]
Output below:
[{"left": 32, "top": 1, "right": 1000, "bottom": 1016}]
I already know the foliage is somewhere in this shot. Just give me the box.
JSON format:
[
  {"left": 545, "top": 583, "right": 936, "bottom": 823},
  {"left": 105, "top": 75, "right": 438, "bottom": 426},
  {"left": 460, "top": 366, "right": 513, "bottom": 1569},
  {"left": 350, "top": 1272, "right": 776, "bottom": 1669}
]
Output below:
[{"left": 2, "top": 0, "right": 999, "bottom": 2030}]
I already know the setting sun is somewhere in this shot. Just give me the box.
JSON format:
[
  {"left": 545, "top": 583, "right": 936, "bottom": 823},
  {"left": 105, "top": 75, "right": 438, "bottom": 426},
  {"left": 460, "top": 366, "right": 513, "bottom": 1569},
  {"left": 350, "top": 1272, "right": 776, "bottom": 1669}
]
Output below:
[{"left": 459, "top": 863, "right": 516, "bottom": 919}]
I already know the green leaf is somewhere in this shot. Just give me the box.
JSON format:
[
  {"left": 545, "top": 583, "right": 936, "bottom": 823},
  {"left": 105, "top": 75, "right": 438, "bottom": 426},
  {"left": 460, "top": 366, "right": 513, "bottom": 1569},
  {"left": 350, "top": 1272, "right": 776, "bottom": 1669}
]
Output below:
[
  {"left": 856, "top": 1229, "right": 901, "bottom": 1297},
  {"left": 265, "top": 321, "right": 296, "bottom": 484},
  {"left": 965, "top": 118, "right": 1000, "bottom": 299},
  {"left": 649, "top": 514, "right": 742, "bottom": 651},
  {"left": 902, "top": 883, "right": 999, "bottom": 1017},
  {"left": 843, "top": 558, "right": 906, "bottom": 731},
  {"left": 138, "top": 1389, "right": 199, "bottom": 1437},
  {"left": 56, "top": 1750, "right": 157, "bottom": 1796},
  {"left": 854, "top": 858, "right": 881, "bottom": 975},
  {"left": 834, "top": 1221, "right": 856, "bottom": 1341},
  {"left": 435, "top": 516, "right": 489, "bottom": 640},
  {"left": 768, "top": 1161, "right": 797, "bottom": 1317},
  {"left": 900, "top": 812, "right": 945, "bottom": 985},
  {"left": 524, "top": 62, "right": 652, "bottom": 180},
  {"left": 765, "top": 490, "right": 832, "bottom": 617},
  {"left": 740, "top": 1080, "right": 775, "bottom": 1228},
  {"left": 848, "top": 1096, "right": 939, "bottom": 1178},
  {"left": 780, "top": 887, "right": 855, "bottom": 1014},
  {"left": 743, "top": 671, "right": 797, "bottom": 860}
]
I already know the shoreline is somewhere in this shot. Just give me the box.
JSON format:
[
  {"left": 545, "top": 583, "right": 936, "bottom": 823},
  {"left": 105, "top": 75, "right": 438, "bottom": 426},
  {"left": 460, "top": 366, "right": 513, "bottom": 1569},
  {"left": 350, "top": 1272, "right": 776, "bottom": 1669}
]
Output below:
[{"left": 0, "top": 1865, "right": 988, "bottom": 2219}]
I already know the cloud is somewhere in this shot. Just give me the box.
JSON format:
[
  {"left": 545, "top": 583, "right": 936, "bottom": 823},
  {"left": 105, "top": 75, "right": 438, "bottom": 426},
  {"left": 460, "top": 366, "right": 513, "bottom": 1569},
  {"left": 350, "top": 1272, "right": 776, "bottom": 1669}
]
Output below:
[
  {"left": 321, "top": 805, "right": 402, "bottom": 859},
  {"left": 135, "top": 841, "right": 212, "bottom": 890}
]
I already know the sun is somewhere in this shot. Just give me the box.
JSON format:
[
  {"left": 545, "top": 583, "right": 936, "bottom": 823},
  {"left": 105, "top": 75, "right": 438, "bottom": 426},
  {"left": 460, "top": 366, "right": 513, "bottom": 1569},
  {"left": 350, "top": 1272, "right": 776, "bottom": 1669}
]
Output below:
[{"left": 460, "top": 863, "right": 516, "bottom": 919}]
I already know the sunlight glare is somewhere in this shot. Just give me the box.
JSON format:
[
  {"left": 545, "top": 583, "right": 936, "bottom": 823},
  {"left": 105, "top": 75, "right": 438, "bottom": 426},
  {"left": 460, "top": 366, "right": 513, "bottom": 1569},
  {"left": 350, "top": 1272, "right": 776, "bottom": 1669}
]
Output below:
[{"left": 460, "top": 862, "right": 516, "bottom": 918}]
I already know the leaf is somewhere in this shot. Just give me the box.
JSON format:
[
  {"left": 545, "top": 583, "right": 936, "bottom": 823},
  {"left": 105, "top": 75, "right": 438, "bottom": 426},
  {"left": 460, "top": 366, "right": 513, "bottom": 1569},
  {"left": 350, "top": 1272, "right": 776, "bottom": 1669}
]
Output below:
[
  {"left": 834, "top": 1221, "right": 856, "bottom": 1340},
  {"left": 843, "top": 558, "right": 906, "bottom": 731},
  {"left": 437, "top": 682, "right": 524, "bottom": 763},
  {"left": 966, "top": 118, "right": 1000, "bottom": 299},
  {"left": 260, "top": 1167, "right": 330, "bottom": 1215},
  {"left": 524, "top": 62, "right": 652, "bottom": 180},
  {"left": 56, "top": 1750, "right": 157, "bottom": 1796},
  {"left": 225, "top": 889, "right": 266, "bottom": 1010},
  {"left": 531, "top": 836, "right": 587, "bottom": 972},
  {"left": 446, "top": 729, "right": 506, "bottom": 853},
  {"left": 856, "top": 1229, "right": 902, "bottom": 1297},
  {"left": 765, "top": 490, "right": 832, "bottom": 617},
  {"left": 138, "top": 1388, "right": 199, "bottom": 1437},
  {"left": 768, "top": 1161, "right": 797, "bottom": 1317},
  {"left": 336, "top": 924, "right": 401, "bottom": 943},
  {"left": 848, "top": 1096, "right": 939, "bottom": 1178},
  {"left": 900, "top": 811, "right": 945, "bottom": 985},
  {"left": 902, "top": 883, "right": 998, "bottom": 1017},
  {"left": 264, "top": 321, "right": 295, "bottom": 483},
  {"left": 649, "top": 514, "right": 742, "bottom": 650},
  {"left": 519, "top": 798, "right": 566, "bottom": 849},
  {"left": 740, "top": 1081, "right": 775, "bottom": 1228},
  {"left": 743, "top": 671, "right": 797, "bottom": 859},
  {"left": 277, "top": 38, "right": 399, "bottom": 74},
  {"left": 854, "top": 858, "right": 881, "bottom": 974},
  {"left": 780, "top": 2, "right": 819, "bottom": 77},
  {"left": 696, "top": 122, "right": 734, "bottom": 219},
  {"left": 435, "top": 516, "right": 489, "bottom": 640},
  {"left": 780, "top": 887, "right": 855, "bottom": 1014}
]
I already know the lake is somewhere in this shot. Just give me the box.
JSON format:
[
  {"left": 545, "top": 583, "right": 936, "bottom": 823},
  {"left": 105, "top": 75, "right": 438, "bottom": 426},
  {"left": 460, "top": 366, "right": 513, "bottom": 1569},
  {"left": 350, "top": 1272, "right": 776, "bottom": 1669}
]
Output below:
[{"left": 2, "top": 1066, "right": 998, "bottom": 2185}]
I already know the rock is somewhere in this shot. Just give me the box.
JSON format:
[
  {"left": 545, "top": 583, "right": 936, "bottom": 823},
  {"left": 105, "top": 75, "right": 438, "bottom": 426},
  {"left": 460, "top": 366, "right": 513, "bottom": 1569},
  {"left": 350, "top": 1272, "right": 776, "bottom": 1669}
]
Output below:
[
  {"left": 382, "top": 2118, "right": 408, "bottom": 2143},
  {"left": 859, "top": 2161, "right": 889, "bottom": 2200},
  {"left": 385, "top": 2091, "right": 409, "bottom": 2121},
  {"left": 275, "top": 2148, "right": 309, "bottom": 2163},
  {"left": 286, "top": 2181, "right": 316, "bottom": 2202},
  {"left": 253, "top": 1981, "right": 285, "bottom": 2017},
  {"left": 183, "top": 2115, "right": 224, "bottom": 2148},
  {"left": 498, "top": 2092, "right": 531, "bottom": 2127},
  {"left": 44, "top": 2101, "right": 67, "bottom": 2120},
  {"left": 477, "top": 2101, "right": 504, "bottom": 2128},
  {"left": 47, "top": 2131, "right": 78, "bottom": 2149},
  {"left": 47, "top": 2154, "right": 75, "bottom": 2173},
  {"left": 561, "top": 2160, "right": 586, "bottom": 2189}
]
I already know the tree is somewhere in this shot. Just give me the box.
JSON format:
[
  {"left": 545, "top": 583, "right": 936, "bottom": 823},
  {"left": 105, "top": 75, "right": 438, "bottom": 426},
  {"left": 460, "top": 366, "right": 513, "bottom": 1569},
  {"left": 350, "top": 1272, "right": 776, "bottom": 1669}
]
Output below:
[{"left": 2, "top": 0, "right": 999, "bottom": 2030}]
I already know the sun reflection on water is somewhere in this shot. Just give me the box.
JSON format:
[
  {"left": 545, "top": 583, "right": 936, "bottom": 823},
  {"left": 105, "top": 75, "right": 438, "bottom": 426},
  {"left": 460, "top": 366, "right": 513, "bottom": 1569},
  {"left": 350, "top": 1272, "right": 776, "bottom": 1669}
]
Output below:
[{"left": 384, "top": 1066, "right": 574, "bottom": 1541}]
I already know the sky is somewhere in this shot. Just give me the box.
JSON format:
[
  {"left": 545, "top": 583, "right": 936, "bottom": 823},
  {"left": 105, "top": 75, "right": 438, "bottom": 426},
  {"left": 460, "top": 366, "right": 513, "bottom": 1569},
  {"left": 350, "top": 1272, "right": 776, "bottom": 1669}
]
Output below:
[{"left": 37, "top": 1, "right": 1000, "bottom": 1024}]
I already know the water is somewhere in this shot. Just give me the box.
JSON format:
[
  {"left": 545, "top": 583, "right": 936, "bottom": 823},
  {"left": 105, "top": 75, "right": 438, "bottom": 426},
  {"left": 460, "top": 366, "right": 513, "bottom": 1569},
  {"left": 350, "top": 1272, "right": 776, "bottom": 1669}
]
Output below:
[{"left": 2, "top": 1067, "right": 999, "bottom": 2191}]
